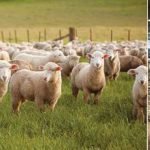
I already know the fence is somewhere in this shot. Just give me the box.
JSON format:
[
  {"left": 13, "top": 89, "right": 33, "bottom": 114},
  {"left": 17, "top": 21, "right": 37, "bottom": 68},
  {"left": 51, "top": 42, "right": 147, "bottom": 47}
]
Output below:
[{"left": 0, "top": 27, "right": 134, "bottom": 43}]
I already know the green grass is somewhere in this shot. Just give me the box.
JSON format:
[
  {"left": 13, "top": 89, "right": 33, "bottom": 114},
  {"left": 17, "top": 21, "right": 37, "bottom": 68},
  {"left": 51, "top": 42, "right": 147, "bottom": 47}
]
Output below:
[
  {"left": 0, "top": 0, "right": 146, "bottom": 27},
  {"left": 0, "top": 0, "right": 147, "bottom": 41},
  {"left": 0, "top": 73, "right": 146, "bottom": 149}
]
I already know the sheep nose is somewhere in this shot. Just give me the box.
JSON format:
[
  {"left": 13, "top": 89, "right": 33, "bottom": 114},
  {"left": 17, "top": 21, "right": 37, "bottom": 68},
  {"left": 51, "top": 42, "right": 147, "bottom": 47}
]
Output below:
[
  {"left": 96, "top": 63, "right": 99, "bottom": 67},
  {"left": 141, "top": 80, "right": 144, "bottom": 84},
  {"left": 2, "top": 76, "right": 7, "bottom": 81}
]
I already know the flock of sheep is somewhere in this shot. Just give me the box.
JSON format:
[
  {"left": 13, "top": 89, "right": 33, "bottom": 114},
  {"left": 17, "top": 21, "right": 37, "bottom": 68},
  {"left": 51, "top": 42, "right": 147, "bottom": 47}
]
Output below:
[{"left": 0, "top": 39, "right": 147, "bottom": 123}]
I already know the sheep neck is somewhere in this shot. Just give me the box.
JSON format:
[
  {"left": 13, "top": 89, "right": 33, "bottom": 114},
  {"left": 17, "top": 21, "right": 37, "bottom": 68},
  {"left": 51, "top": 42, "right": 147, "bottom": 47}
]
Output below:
[{"left": 89, "top": 65, "right": 105, "bottom": 80}]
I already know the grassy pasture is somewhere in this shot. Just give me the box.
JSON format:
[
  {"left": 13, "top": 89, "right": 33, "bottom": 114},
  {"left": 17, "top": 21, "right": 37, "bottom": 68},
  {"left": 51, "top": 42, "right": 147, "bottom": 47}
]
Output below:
[
  {"left": 0, "top": 0, "right": 147, "bottom": 149},
  {"left": 0, "top": 0, "right": 147, "bottom": 41},
  {"left": 0, "top": 73, "right": 146, "bottom": 149}
]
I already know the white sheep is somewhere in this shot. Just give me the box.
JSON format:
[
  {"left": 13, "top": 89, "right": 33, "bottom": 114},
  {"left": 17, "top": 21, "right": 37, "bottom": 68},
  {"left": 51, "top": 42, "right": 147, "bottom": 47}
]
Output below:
[
  {"left": 0, "top": 51, "right": 10, "bottom": 61},
  {"left": 14, "top": 50, "right": 66, "bottom": 70},
  {"left": 71, "top": 51, "right": 109, "bottom": 104},
  {"left": 57, "top": 55, "right": 80, "bottom": 76},
  {"left": 0, "top": 60, "right": 18, "bottom": 102},
  {"left": 10, "top": 62, "right": 62, "bottom": 113},
  {"left": 127, "top": 65, "right": 147, "bottom": 123},
  {"left": 104, "top": 49, "right": 120, "bottom": 80}
]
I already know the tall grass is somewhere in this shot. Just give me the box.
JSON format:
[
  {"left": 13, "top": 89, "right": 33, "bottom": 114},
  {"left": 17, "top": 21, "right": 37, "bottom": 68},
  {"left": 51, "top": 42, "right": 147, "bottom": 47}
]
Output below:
[{"left": 0, "top": 73, "right": 146, "bottom": 149}]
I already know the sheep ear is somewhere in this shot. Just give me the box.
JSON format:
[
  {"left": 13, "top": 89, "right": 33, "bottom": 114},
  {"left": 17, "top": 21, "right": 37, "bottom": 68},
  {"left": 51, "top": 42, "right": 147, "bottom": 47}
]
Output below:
[
  {"left": 10, "top": 64, "right": 19, "bottom": 71},
  {"left": 39, "top": 65, "right": 44, "bottom": 70},
  {"left": 127, "top": 69, "right": 137, "bottom": 76},
  {"left": 103, "top": 54, "right": 109, "bottom": 59},
  {"left": 55, "top": 66, "right": 62, "bottom": 71},
  {"left": 87, "top": 53, "right": 93, "bottom": 59}
]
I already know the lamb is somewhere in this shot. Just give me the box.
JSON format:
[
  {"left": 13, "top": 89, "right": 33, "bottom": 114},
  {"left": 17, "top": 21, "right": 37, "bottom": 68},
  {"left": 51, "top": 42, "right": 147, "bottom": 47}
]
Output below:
[
  {"left": 10, "top": 62, "right": 62, "bottom": 113},
  {"left": 119, "top": 55, "right": 143, "bottom": 72},
  {"left": 71, "top": 51, "right": 108, "bottom": 104},
  {"left": 104, "top": 49, "right": 120, "bottom": 80},
  {"left": 0, "top": 51, "right": 10, "bottom": 61},
  {"left": 14, "top": 50, "right": 66, "bottom": 70},
  {"left": 57, "top": 55, "right": 80, "bottom": 76},
  {"left": 127, "top": 65, "right": 147, "bottom": 123},
  {"left": 9, "top": 60, "right": 32, "bottom": 74},
  {"left": 0, "top": 60, "right": 18, "bottom": 102}
]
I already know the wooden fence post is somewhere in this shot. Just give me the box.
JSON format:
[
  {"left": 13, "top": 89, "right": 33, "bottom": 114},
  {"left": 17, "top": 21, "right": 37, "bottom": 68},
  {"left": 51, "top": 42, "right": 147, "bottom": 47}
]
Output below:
[
  {"left": 44, "top": 29, "right": 47, "bottom": 41},
  {"left": 39, "top": 31, "right": 41, "bottom": 42},
  {"left": 76, "top": 29, "right": 78, "bottom": 37},
  {"left": 1, "top": 31, "right": 4, "bottom": 42},
  {"left": 90, "top": 28, "right": 93, "bottom": 41},
  {"left": 128, "top": 30, "right": 131, "bottom": 41},
  {"left": 27, "top": 29, "right": 30, "bottom": 42},
  {"left": 9, "top": 32, "right": 12, "bottom": 43},
  {"left": 69, "top": 27, "right": 76, "bottom": 41},
  {"left": 14, "top": 30, "right": 17, "bottom": 43},
  {"left": 110, "top": 30, "right": 113, "bottom": 42},
  {"left": 59, "top": 29, "right": 62, "bottom": 39}
]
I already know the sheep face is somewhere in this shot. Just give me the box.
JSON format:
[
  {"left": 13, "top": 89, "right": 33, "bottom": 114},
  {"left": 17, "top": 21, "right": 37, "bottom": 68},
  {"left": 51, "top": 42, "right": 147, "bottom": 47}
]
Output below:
[
  {"left": 87, "top": 51, "right": 109, "bottom": 69},
  {"left": 40, "top": 62, "right": 62, "bottom": 83},
  {"left": 106, "top": 49, "right": 118, "bottom": 61},
  {"left": 128, "top": 65, "right": 147, "bottom": 85},
  {"left": 0, "top": 61, "right": 18, "bottom": 82},
  {"left": 51, "top": 50, "right": 66, "bottom": 62}
]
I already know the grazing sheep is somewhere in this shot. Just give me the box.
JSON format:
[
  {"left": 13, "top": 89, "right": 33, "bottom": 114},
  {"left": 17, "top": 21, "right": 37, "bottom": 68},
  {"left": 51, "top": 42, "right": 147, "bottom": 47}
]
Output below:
[
  {"left": 58, "top": 55, "right": 80, "bottom": 76},
  {"left": 71, "top": 51, "right": 108, "bottom": 104},
  {"left": 0, "top": 60, "right": 18, "bottom": 102},
  {"left": 0, "top": 51, "right": 10, "bottom": 61},
  {"left": 14, "top": 50, "right": 66, "bottom": 70},
  {"left": 127, "top": 65, "right": 147, "bottom": 123},
  {"left": 104, "top": 50, "right": 120, "bottom": 80},
  {"left": 119, "top": 55, "right": 143, "bottom": 72},
  {"left": 10, "top": 62, "right": 62, "bottom": 113},
  {"left": 9, "top": 60, "right": 32, "bottom": 74}
]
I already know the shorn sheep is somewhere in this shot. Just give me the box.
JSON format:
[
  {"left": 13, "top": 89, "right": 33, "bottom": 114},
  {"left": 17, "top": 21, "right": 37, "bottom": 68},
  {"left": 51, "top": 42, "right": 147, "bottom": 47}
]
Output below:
[
  {"left": 10, "top": 62, "right": 62, "bottom": 112},
  {"left": 71, "top": 51, "right": 109, "bottom": 104},
  {"left": 0, "top": 60, "right": 18, "bottom": 102},
  {"left": 9, "top": 60, "right": 32, "bottom": 74},
  {"left": 128, "top": 65, "right": 147, "bottom": 123},
  {"left": 119, "top": 55, "right": 143, "bottom": 72},
  {"left": 104, "top": 49, "right": 120, "bottom": 80},
  {"left": 58, "top": 55, "right": 80, "bottom": 76},
  {"left": 14, "top": 50, "right": 66, "bottom": 70}
]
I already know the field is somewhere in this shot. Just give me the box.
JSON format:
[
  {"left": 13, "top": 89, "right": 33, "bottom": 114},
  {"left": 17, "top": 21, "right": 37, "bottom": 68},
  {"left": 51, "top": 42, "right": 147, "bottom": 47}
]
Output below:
[
  {"left": 0, "top": 0, "right": 147, "bottom": 149},
  {"left": 0, "top": 0, "right": 147, "bottom": 41},
  {"left": 0, "top": 73, "right": 146, "bottom": 149}
]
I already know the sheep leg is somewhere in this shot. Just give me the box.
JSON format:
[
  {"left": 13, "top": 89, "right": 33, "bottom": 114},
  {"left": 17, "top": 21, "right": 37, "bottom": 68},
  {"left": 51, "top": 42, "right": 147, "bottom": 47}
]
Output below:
[
  {"left": 132, "top": 105, "right": 138, "bottom": 120},
  {"left": 83, "top": 89, "right": 90, "bottom": 104},
  {"left": 12, "top": 99, "right": 22, "bottom": 113},
  {"left": 49, "top": 99, "right": 58, "bottom": 111},
  {"left": 72, "top": 85, "right": 79, "bottom": 99},
  {"left": 137, "top": 106, "right": 144, "bottom": 123},
  {"left": 35, "top": 98, "right": 44, "bottom": 112},
  {"left": 94, "top": 90, "right": 102, "bottom": 105},
  {"left": 113, "top": 72, "right": 119, "bottom": 80}
]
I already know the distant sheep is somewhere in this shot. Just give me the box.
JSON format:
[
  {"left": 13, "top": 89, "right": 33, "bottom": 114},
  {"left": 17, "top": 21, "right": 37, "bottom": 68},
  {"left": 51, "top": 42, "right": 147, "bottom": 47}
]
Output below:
[
  {"left": 14, "top": 50, "right": 66, "bottom": 70},
  {"left": 128, "top": 65, "right": 147, "bottom": 123},
  {"left": 58, "top": 55, "right": 80, "bottom": 76},
  {"left": 0, "top": 51, "right": 10, "bottom": 61},
  {"left": 104, "top": 49, "right": 120, "bottom": 80},
  {"left": 9, "top": 60, "right": 32, "bottom": 74},
  {"left": 71, "top": 51, "right": 108, "bottom": 104},
  {"left": 10, "top": 62, "right": 62, "bottom": 112},
  {"left": 119, "top": 55, "right": 143, "bottom": 72}
]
